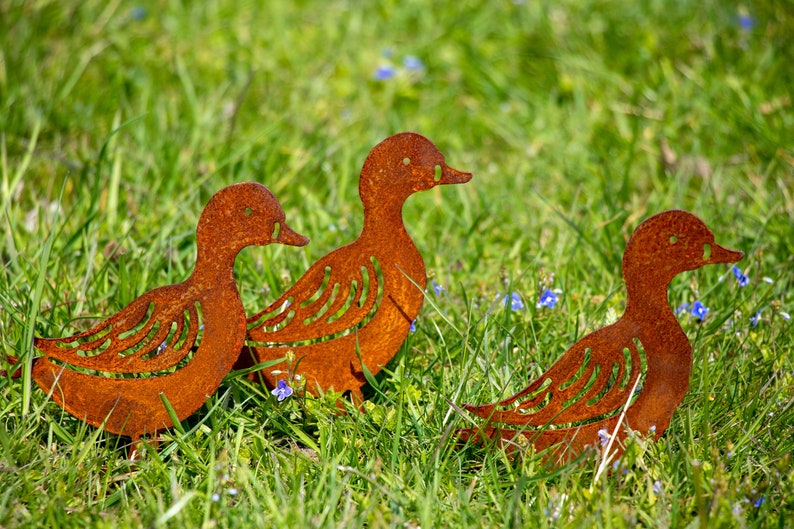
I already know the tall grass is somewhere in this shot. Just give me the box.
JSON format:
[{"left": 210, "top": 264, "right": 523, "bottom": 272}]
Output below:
[{"left": 1, "top": 0, "right": 792, "bottom": 526}]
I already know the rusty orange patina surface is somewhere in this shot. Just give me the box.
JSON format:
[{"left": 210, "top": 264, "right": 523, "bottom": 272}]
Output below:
[
  {"left": 457, "top": 210, "right": 742, "bottom": 462},
  {"left": 238, "top": 132, "right": 472, "bottom": 402},
  {"left": 12, "top": 182, "right": 307, "bottom": 445}
]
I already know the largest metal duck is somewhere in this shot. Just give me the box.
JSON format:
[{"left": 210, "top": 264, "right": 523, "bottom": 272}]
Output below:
[
  {"left": 458, "top": 210, "right": 742, "bottom": 460},
  {"left": 10, "top": 182, "right": 308, "bottom": 445},
  {"left": 238, "top": 132, "right": 472, "bottom": 401}
]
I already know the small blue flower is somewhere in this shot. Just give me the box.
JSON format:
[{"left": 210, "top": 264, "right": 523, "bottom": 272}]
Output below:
[
  {"left": 502, "top": 292, "right": 524, "bottom": 311},
  {"left": 271, "top": 379, "right": 293, "bottom": 402},
  {"left": 597, "top": 428, "right": 610, "bottom": 446},
  {"left": 536, "top": 289, "right": 558, "bottom": 310},
  {"left": 753, "top": 495, "right": 765, "bottom": 507},
  {"left": 409, "top": 319, "right": 417, "bottom": 333},
  {"left": 732, "top": 266, "right": 749, "bottom": 287},
  {"left": 750, "top": 310, "right": 762, "bottom": 327},
  {"left": 652, "top": 480, "right": 663, "bottom": 495},
  {"left": 131, "top": 6, "right": 147, "bottom": 20},
  {"left": 432, "top": 279, "right": 444, "bottom": 296},
  {"left": 373, "top": 65, "right": 396, "bottom": 81},
  {"left": 781, "top": 312, "right": 791, "bottom": 321},
  {"left": 691, "top": 300, "right": 709, "bottom": 321},
  {"left": 157, "top": 341, "right": 167, "bottom": 354},
  {"left": 403, "top": 55, "right": 425, "bottom": 71},
  {"left": 738, "top": 13, "right": 755, "bottom": 31},
  {"left": 676, "top": 302, "right": 690, "bottom": 316}
]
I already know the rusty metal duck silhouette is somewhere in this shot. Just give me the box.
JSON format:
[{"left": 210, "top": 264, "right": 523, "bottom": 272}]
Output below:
[
  {"left": 237, "top": 132, "right": 472, "bottom": 402},
  {"left": 457, "top": 210, "right": 742, "bottom": 460},
  {"left": 6, "top": 183, "right": 308, "bottom": 447}
]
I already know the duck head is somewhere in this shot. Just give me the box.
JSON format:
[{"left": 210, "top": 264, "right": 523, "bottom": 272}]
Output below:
[
  {"left": 623, "top": 210, "right": 743, "bottom": 286},
  {"left": 359, "top": 132, "right": 472, "bottom": 209},
  {"left": 196, "top": 182, "right": 309, "bottom": 254}
]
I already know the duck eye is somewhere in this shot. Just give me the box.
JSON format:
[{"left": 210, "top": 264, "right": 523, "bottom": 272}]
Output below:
[
  {"left": 434, "top": 164, "right": 442, "bottom": 181},
  {"left": 403, "top": 157, "right": 411, "bottom": 165},
  {"left": 669, "top": 235, "right": 678, "bottom": 244},
  {"left": 702, "top": 243, "right": 712, "bottom": 260},
  {"left": 272, "top": 222, "right": 281, "bottom": 239},
  {"left": 244, "top": 207, "right": 253, "bottom": 216}
]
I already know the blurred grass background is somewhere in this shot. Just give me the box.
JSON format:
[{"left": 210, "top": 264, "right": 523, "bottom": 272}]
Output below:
[{"left": 1, "top": 0, "right": 792, "bottom": 527}]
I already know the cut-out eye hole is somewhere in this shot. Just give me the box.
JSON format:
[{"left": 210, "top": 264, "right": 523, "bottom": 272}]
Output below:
[
  {"left": 702, "top": 243, "right": 712, "bottom": 260},
  {"left": 245, "top": 207, "right": 253, "bottom": 216},
  {"left": 272, "top": 222, "right": 281, "bottom": 239},
  {"left": 434, "top": 164, "right": 442, "bottom": 181},
  {"left": 403, "top": 157, "right": 411, "bottom": 165},
  {"left": 669, "top": 235, "right": 678, "bottom": 244}
]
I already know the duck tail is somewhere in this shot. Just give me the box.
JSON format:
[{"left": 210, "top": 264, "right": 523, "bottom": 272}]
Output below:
[{"left": 0, "top": 354, "right": 22, "bottom": 379}]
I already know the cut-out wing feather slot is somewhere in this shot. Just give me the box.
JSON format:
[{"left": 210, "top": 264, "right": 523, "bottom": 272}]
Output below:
[
  {"left": 472, "top": 333, "right": 646, "bottom": 427},
  {"left": 35, "top": 287, "right": 204, "bottom": 376},
  {"left": 247, "top": 253, "right": 383, "bottom": 344}
]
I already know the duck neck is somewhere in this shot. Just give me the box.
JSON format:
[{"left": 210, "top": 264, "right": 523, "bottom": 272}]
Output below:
[
  {"left": 623, "top": 273, "right": 676, "bottom": 323},
  {"left": 188, "top": 243, "right": 241, "bottom": 288},
  {"left": 623, "top": 268, "right": 691, "bottom": 381},
  {"left": 622, "top": 270, "right": 692, "bottom": 435},
  {"left": 360, "top": 198, "right": 411, "bottom": 241}
]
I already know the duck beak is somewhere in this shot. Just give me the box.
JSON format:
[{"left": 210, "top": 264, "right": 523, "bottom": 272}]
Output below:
[
  {"left": 274, "top": 222, "right": 310, "bottom": 247},
  {"left": 707, "top": 241, "right": 743, "bottom": 264},
  {"left": 438, "top": 163, "right": 473, "bottom": 185}
]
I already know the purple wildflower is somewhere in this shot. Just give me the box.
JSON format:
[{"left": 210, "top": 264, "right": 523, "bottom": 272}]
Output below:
[
  {"left": 432, "top": 279, "right": 444, "bottom": 296},
  {"left": 536, "top": 289, "right": 558, "bottom": 309},
  {"left": 652, "top": 480, "right": 663, "bottom": 495},
  {"left": 502, "top": 292, "right": 525, "bottom": 311},
  {"left": 409, "top": 319, "right": 417, "bottom": 333},
  {"left": 750, "top": 310, "right": 762, "bottom": 327},
  {"left": 597, "top": 429, "right": 610, "bottom": 446},
  {"left": 403, "top": 55, "right": 425, "bottom": 71},
  {"left": 738, "top": 13, "right": 755, "bottom": 31},
  {"left": 691, "top": 300, "right": 709, "bottom": 321},
  {"left": 676, "top": 302, "right": 690, "bottom": 316},
  {"left": 732, "top": 266, "right": 749, "bottom": 287},
  {"left": 373, "top": 65, "right": 396, "bottom": 81},
  {"left": 271, "top": 379, "right": 293, "bottom": 402}
]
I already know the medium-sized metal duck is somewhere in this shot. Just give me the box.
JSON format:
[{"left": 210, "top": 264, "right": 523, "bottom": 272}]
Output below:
[
  {"left": 458, "top": 210, "right": 743, "bottom": 461},
  {"left": 6, "top": 183, "right": 308, "bottom": 447},
  {"left": 238, "top": 132, "right": 472, "bottom": 401}
]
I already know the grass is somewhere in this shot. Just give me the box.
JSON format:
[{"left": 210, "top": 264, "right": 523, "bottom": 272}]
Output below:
[{"left": 1, "top": 0, "right": 793, "bottom": 526}]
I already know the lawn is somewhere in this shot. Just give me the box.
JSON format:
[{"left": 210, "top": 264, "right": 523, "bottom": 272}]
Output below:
[{"left": 1, "top": 0, "right": 792, "bottom": 527}]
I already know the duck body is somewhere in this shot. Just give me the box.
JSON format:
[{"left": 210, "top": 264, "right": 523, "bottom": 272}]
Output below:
[
  {"left": 243, "top": 208, "right": 426, "bottom": 398},
  {"left": 24, "top": 182, "right": 308, "bottom": 441},
  {"left": 459, "top": 210, "right": 742, "bottom": 460},
  {"left": 32, "top": 276, "right": 246, "bottom": 437},
  {"left": 239, "top": 133, "right": 472, "bottom": 399}
]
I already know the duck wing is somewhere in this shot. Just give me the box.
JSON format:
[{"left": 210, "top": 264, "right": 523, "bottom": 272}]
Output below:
[
  {"left": 467, "top": 323, "right": 645, "bottom": 427},
  {"left": 35, "top": 285, "right": 204, "bottom": 375},
  {"left": 247, "top": 245, "right": 382, "bottom": 344}
]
